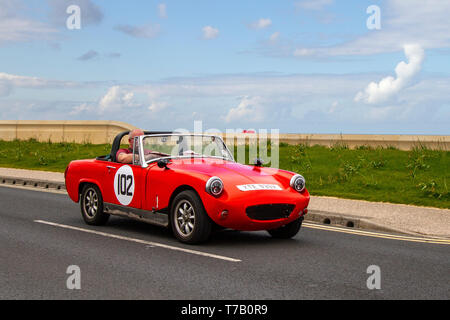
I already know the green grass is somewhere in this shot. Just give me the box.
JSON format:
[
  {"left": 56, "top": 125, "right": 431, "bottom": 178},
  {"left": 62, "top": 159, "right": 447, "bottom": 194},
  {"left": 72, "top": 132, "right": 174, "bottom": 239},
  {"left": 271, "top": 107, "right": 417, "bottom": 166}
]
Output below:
[
  {"left": 0, "top": 139, "right": 448, "bottom": 209},
  {"left": 0, "top": 139, "right": 112, "bottom": 173},
  {"left": 282, "top": 144, "right": 449, "bottom": 208}
]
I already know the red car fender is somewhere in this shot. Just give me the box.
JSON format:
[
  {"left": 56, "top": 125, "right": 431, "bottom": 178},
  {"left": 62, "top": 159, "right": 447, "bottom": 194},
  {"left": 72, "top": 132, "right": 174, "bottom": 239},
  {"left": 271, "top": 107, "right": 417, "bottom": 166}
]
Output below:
[
  {"left": 144, "top": 163, "right": 215, "bottom": 212},
  {"left": 65, "top": 161, "right": 106, "bottom": 203}
]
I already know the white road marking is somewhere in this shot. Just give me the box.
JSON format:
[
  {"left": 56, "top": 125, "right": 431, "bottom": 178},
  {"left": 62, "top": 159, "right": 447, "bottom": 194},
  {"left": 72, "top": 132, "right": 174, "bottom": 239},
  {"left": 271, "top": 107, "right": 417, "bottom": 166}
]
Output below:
[
  {"left": 34, "top": 220, "right": 242, "bottom": 262},
  {"left": 303, "top": 222, "right": 450, "bottom": 245}
]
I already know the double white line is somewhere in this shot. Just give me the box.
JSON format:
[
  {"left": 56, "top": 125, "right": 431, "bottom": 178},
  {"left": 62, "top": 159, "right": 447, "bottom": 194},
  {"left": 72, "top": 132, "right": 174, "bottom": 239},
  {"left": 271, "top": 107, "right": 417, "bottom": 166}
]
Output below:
[
  {"left": 303, "top": 222, "right": 450, "bottom": 245},
  {"left": 35, "top": 220, "right": 242, "bottom": 262}
]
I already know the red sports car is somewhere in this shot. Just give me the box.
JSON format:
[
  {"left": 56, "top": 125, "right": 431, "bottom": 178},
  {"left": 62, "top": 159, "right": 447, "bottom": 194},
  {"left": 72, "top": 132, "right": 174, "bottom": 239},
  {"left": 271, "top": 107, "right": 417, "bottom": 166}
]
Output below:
[{"left": 65, "top": 131, "right": 310, "bottom": 244}]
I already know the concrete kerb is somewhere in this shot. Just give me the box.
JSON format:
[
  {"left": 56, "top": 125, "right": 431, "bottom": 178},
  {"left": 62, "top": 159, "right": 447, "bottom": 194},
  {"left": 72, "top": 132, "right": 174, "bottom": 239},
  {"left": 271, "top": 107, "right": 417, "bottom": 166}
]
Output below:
[
  {"left": 305, "top": 210, "right": 411, "bottom": 236},
  {"left": 0, "top": 175, "right": 66, "bottom": 192}
]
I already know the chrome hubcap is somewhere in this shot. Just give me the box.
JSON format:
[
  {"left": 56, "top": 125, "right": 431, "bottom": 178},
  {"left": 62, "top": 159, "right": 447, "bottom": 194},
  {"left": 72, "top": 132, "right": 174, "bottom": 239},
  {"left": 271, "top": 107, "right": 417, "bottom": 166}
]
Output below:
[
  {"left": 175, "top": 200, "right": 195, "bottom": 237},
  {"left": 84, "top": 189, "right": 98, "bottom": 218}
]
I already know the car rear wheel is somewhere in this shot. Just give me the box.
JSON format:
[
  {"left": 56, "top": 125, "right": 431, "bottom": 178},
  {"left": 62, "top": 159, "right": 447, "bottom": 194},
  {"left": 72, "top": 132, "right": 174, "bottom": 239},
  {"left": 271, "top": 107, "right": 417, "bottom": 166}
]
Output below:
[
  {"left": 170, "top": 190, "right": 212, "bottom": 244},
  {"left": 80, "top": 184, "right": 109, "bottom": 226},
  {"left": 267, "top": 217, "right": 303, "bottom": 239}
]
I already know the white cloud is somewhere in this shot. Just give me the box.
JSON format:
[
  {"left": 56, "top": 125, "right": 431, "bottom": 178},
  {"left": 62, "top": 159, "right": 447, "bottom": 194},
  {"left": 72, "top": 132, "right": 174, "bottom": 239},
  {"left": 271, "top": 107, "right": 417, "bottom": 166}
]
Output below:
[
  {"left": 69, "top": 103, "right": 91, "bottom": 115},
  {"left": 0, "top": 72, "right": 80, "bottom": 96},
  {"left": 115, "top": 23, "right": 160, "bottom": 39},
  {"left": 355, "top": 44, "right": 425, "bottom": 104},
  {"left": 365, "top": 106, "right": 395, "bottom": 121},
  {"left": 292, "top": 0, "right": 450, "bottom": 57},
  {"left": 329, "top": 101, "right": 339, "bottom": 113},
  {"left": 99, "top": 86, "right": 140, "bottom": 112},
  {"left": 148, "top": 100, "right": 169, "bottom": 112},
  {"left": 293, "top": 48, "right": 316, "bottom": 57},
  {"left": 250, "top": 18, "right": 272, "bottom": 30},
  {"left": 269, "top": 32, "right": 280, "bottom": 42},
  {"left": 0, "top": 0, "right": 57, "bottom": 44},
  {"left": 158, "top": 3, "right": 167, "bottom": 19},
  {"left": 202, "top": 26, "right": 219, "bottom": 40},
  {"left": 224, "top": 96, "right": 265, "bottom": 123},
  {"left": 295, "top": 0, "right": 334, "bottom": 11},
  {"left": 67, "top": 85, "right": 170, "bottom": 117},
  {"left": 0, "top": 72, "right": 49, "bottom": 88},
  {"left": 2, "top": 72, "right": 449, "bottom": 134},
  {"left": 0, "top": 19, "right": 57, "bottom": 44}
]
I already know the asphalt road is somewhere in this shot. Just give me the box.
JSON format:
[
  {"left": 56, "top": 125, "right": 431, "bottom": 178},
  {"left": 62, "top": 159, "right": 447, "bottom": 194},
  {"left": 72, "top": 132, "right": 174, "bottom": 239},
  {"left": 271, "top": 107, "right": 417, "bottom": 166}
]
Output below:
[{"left": 0, "top": 186, "right": 448, "bottom": 300}]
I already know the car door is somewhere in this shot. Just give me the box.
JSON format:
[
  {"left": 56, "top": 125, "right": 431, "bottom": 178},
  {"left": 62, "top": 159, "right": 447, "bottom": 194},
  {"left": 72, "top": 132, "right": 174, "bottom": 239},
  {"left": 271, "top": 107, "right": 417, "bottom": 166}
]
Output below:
[
  {"left": 142, "top": 161, "right": 177, "bottom": 212},
  {"left": 103, "top": 163, "right": 146, "bottom": 209}
]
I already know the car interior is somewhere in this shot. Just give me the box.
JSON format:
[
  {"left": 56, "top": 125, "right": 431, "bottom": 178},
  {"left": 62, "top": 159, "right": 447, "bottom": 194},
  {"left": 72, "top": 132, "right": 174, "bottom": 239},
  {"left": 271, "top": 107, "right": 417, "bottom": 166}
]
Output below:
[{"left": 96, "top": 131, "right": 173, "bottom": 163}]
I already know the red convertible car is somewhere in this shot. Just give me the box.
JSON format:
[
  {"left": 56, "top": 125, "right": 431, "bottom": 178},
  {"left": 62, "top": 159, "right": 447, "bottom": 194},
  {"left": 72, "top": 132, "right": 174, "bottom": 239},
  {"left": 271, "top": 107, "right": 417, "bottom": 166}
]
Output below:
[{"left": 65, "top": 131, "right": 310, "bottom": 244}]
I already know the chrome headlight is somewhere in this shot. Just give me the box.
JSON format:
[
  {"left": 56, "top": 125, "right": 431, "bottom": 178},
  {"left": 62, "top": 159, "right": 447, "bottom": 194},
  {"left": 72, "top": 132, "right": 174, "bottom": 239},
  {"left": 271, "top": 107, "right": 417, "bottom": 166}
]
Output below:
[
  {"left": 290, "top": 174, "right": 306, "bottom": 193},
  {"left": 206, "top": 177, "right": 224, "bottom": 197}
]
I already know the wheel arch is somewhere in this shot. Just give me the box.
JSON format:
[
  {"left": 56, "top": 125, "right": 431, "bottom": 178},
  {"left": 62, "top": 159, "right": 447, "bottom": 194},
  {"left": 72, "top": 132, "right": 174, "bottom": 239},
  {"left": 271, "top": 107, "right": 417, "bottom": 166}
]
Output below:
[
  {"left": 168, "top": 185, "right": 201, "bottom": 211},
  {"left": 77, "top": 179, "right": 104, "bottom": 203}
]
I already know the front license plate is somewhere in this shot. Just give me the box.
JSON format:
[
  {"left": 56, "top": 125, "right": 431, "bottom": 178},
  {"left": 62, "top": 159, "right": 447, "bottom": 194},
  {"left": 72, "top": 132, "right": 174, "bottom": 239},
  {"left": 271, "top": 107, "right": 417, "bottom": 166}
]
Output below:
[{"left": 237, "top": 184, "right": 283, "bottom": 191}]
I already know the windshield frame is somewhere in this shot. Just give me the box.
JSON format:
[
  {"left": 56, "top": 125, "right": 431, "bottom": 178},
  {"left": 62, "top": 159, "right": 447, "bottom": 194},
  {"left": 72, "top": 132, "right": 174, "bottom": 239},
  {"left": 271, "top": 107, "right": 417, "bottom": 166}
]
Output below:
[{"left": 137, "top": 134, "right": 235, "bottom": 168}]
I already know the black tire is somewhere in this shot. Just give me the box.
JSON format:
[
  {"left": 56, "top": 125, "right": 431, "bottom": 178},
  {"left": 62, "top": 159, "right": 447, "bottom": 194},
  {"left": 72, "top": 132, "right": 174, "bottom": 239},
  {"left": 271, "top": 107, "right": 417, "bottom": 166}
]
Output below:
[
  {"left": 267, "top": 217, "right": 303, "bottom": 239},
  {"left": 80, "top": 184, "right": 109, "bottom": 226},
  {"left": 170, "top": 190, "right": 212, "bottom": 244}
]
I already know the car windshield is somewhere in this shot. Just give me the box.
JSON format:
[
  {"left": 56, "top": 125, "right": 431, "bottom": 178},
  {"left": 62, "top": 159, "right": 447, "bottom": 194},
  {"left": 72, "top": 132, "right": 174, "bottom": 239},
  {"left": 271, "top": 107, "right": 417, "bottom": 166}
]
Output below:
[{"left": 141, "top": 134, "right": 234, "bottom": 163}]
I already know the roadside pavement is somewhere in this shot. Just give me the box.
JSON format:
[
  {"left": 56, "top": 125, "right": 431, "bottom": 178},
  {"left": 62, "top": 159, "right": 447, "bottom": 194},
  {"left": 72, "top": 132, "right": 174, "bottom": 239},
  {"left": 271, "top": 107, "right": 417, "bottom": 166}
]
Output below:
[{"left": 1, "top": 167, "right": 449, "bottom": 239}]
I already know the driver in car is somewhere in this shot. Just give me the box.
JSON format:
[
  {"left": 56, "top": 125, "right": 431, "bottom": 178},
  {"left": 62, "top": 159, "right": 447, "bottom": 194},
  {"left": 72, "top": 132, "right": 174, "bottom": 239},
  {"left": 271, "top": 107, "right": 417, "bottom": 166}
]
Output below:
[{"left": 117, "top": 129, "right": 167, "bottom": 164}]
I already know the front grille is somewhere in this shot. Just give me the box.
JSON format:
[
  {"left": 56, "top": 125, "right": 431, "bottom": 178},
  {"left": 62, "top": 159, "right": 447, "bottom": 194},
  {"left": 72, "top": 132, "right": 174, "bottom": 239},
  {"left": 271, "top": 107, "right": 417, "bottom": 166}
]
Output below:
[{"left": 246, "top": 204, "right": 295, "bottom": 221}]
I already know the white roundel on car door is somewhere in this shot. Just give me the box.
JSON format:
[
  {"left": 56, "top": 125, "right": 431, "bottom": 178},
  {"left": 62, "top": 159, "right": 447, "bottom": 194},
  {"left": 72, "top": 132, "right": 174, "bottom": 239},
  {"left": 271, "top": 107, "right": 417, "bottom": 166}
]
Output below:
[{"left": 114, "top": 165, "right": 135, "bottom": 206}]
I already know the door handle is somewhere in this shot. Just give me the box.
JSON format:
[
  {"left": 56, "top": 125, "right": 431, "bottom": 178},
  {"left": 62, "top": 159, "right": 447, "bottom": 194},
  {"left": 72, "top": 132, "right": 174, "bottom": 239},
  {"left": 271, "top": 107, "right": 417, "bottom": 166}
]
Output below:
[{"left": 107, "top": 166, "right": 117, "bottom": 170}]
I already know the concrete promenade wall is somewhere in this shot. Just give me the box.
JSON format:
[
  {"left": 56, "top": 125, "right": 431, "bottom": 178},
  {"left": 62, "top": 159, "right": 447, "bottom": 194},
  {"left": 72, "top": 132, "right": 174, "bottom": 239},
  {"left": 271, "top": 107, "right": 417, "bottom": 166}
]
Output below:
[
  {"left": 276, "top": 133, "right": 449, "bottom": 151},
  {"left": 219, "top": 133, "right": 449, "bottom": 151},
  {"left": 0, "top": 120, "right": 138, "bottom": 144},
  {"left": 0, "top": 121, "right": 448, "bottom": 150}
]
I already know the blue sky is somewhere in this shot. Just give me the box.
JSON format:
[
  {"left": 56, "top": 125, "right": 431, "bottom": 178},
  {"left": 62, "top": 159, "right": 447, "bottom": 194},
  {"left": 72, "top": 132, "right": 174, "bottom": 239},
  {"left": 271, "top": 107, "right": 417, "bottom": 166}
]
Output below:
[{"left": 0, "top": 0, "right": 449, "bottom": 134}]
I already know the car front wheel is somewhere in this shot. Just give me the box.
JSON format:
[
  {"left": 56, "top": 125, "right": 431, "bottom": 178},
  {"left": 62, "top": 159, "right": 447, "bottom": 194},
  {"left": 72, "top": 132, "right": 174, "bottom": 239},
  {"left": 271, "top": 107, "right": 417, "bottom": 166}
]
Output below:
[
  {"left": 80, "top": 184, "right": 109, "bottom": 226},
  {"left": 267, "top": 217, "right": 303, "bottom": 239},
  {"left": 170, "top": 190, "right": 212, "bottom": 244}
]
